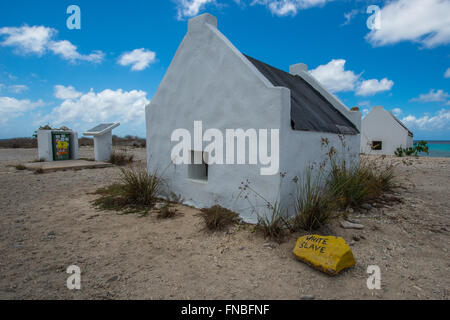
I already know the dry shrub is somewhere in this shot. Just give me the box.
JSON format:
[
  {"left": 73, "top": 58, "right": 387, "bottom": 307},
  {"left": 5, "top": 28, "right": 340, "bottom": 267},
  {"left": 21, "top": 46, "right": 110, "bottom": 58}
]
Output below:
[
  {"left": 14, "top": 164, "right": 27, "bottom": 170},
  {"left": 34, "top": 168, "right": 44, "bottom": 174},
  {"left": 92, "top": 166, "right": 163, "bottom": 215},
  {"left": 255, "top": 201, "right": 288, "bottom": 243},
  {"left": 327, "top": 158, "right": 397, "bottom": 209},
  {"left": 0, "top": 138, "right": 37, "bottom": 149},
  {"left": 290, "top": 171, "right": 338, "bottom": 232},
  {"left": 109, "top": 152, "right": 134, "bottom": 166},
  {"left": 199, "top": 205, "right": 240, "bottom": 231},
  {"left": 157, "top": 204, "right": 177, "bottom": 219}
]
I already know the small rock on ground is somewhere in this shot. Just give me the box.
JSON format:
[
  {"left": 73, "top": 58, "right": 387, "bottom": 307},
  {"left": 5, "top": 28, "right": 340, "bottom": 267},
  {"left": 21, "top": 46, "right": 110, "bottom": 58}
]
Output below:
[{"left": 340, "top": 221, "right": 365, "bottom": 230}]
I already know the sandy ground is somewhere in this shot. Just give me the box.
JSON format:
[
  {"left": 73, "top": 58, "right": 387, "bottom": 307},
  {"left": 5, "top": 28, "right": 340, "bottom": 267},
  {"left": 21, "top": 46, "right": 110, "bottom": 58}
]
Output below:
[{"left": 0, "top": 146, "right": 449, "bottom": 300}]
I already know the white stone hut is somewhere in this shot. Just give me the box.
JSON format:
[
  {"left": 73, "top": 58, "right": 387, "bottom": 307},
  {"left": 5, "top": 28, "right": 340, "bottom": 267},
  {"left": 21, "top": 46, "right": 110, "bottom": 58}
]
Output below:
[
  {"left": 361, "top": 106, "right": 413, "bottom": 155},
  {"left": 146, "top": 13, "right": 361, "bottom": 222}
]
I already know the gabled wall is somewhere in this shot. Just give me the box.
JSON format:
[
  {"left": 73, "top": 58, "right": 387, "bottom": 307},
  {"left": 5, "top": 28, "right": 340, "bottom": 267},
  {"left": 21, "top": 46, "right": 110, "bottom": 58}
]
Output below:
[
  {"left": 146, "top": 14, "right": 286, "bottom": 222},
  {"left": 361, "top": 106, "right": 412, "bottom": 155}
]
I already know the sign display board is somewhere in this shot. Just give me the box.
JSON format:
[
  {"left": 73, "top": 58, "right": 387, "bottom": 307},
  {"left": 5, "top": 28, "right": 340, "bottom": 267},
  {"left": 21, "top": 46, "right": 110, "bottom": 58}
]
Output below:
[
  {"left": 52, "top": 132, "right": 71, "bottom": 161},
  {"left": 83, "top": 123, "right": 120, "bottom": 136}
]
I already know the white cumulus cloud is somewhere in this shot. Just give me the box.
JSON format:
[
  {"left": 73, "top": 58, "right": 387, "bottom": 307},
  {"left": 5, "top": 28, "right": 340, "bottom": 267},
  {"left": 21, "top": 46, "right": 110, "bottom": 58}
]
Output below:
[
  {"left": 309, "top": 59, "right": 394, "bottom": 96},
  {"left": 309, "top": 59, "right": 359, "bottom": 92},
  {"left": 366, "top": 0, "right": 450, "bottom": 48},
  {"left": 342, "top": 9, "right": 359, "bottom": 26},
  {"left": 401, "top": 109, "right": 450, "bottom": 130},
  {"left": 8, "top": 84, "right": 29, "bottom": 94},
  {"left": 251, "top": 0, "right": 333, "bottom": 16},
  {"left": 0, "top": 25, "right": 55, "bottom": 55},
  {"left": 175, "top": 0, "right": 215, "bottom": 20},
  {"left": 42, "top": 87, "right": 150, "bottom": 127},
  {"left": 391, "top": 108, "right": 402, "bottom": 117},
  {"left": 54, "top": 85, "right": 82, "bottom": 100},
  {"left": 411, "top": 89, "right": 450, "bottom": 104},
  {"left": 49, "top": 40, "right": 104, "bottom": 64},
  {"left": 118, "top": 48, "right": 156, "bottom": 71},
  {"left": 356, "top": 78, "right": 394, "bottom": 96},
  {"left": 0, "top": 25, "right": 104, "bottom": 63},
  {"left": 0, "top": 96, "right": 44, "bottom": 123}
]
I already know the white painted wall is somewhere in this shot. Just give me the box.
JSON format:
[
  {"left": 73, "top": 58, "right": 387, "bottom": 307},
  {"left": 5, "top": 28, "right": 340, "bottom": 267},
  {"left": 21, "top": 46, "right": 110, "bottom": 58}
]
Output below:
[
  {"left": 37, "top": 130, "right": 53, "bottom": 161},
  {"left": 146, "top": 13, "right": 360, "bottom": 223},
  {"left": 361, "top": 106, "right": 413, "bottom": 155},
  {"left": 279, "top": 86, "right": 361, "bottom": 214},
  {"left": 37, "top": 129, "right": 79, "bottom": 161},
  {"left": 93, "top": 131, "right": 112, "bottom": 162},
  {"left": 71, "top": 131, "right": 79, "bottom": 160}
]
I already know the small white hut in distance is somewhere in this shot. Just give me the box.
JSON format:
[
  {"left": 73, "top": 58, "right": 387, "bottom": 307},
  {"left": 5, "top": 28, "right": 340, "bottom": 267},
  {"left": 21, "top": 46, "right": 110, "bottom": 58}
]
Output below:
[
  {"left": 146, "top": 13, "right": 361, "bottom": 223},
  {"left": 361, "top": 106, "right": 413, "bottom": 155}
]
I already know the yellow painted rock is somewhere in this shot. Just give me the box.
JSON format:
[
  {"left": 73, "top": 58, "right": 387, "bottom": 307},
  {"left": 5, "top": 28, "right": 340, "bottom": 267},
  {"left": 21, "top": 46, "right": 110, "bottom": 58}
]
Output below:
[{"left": 292, "top": 235, "right": 355, "bottom": 275}]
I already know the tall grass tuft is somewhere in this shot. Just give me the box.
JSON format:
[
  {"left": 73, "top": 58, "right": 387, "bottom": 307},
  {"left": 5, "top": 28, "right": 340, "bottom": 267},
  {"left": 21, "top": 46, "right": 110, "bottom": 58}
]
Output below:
[
  {"left": 199, "top": 205, "right": 241, "bottom": 231},
  {"left": 255, "top": 201, "right": 288, "bottom": 243},
  {"left": 14, "top": 164, "right": 27, "bottom": 170},
  {"left": 109, "top": 151, "right": 134, "bottom": 166},
  {"left": 327, "top": 158, "right": 397, "bottom": 209},
  {"left": 92, "top": 166, "right": 163, "bottom": 215},
  {"left": 119, "top": 166, "right": 162, "bottom": 206},
  {"left": 237, "top": 177, "right": 289, "bottom": 242},
  {"left": 290, "top": 170, "right": 338, "bottom": 231}
]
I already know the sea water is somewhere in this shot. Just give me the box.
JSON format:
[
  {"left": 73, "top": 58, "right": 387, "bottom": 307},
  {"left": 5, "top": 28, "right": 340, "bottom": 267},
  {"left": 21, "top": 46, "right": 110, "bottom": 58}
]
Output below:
[{"left": 418, "top": 141, "right": 450, "bottom": 158}]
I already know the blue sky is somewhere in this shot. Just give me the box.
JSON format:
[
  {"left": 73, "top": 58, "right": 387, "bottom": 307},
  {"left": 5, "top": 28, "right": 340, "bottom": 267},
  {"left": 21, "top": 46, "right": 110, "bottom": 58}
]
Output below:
[{"left": 0, "top": 0, "right": 449, "bottom": 139}]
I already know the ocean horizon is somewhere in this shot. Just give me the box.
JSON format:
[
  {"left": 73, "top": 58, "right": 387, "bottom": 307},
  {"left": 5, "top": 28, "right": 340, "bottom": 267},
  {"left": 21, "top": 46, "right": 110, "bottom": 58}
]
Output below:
[{"left": 416, "top": 140, "right": 450, "bottom": 158}]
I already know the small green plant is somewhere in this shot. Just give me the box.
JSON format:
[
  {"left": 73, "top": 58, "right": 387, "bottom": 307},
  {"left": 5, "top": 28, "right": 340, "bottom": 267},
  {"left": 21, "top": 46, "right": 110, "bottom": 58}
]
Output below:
[
  {"left": 327, "top": 158, "right": 397, "bottom": 209},
  {"left": 34, "top": 168, "right": 44, "bottom": 174},
  {"left": 394, "top": 147, "right": 404, "bottom": 157},
  {"left": 14, "top": 164, "right": 27, "bottom": 170},
  {"left": 290, "top": 170, "right": 338, "bottom": 232},
  {"left": 157, "top": 203, "right": 177, "bottom": 219},
  {"left": 413, "top": 140, "right": 429, "bottom": 154},
  {"left": 238, "top": 177, "right": 289, "bottom": 242},
  {"left": 109, "top": 151, "right": 134, "bottom": 166},
  {"left": 395, "top": 141, "right": 429, "bottom": 157},
  {"left": 199, "top": 205, "right": 241, "bottom": 231},
  {"left": 255, "top": 200, "right": 288, "bottom": 243},
  {"left": 92, "top": 166, "right": 163, "bottom": 215}
]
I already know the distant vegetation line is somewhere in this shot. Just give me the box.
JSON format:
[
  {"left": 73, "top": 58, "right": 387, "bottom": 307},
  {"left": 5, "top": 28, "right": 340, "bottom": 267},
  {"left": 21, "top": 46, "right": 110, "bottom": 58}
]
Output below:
[{"left": 0, "top": 135, "right": 146, "bottom": 149}]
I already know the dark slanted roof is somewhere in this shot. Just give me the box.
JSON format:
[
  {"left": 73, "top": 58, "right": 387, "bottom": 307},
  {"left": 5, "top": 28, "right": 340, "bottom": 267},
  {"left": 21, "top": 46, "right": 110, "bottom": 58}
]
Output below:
[
  {"left": 389, "top": 112, "right": 413, "bottom": 137},
  {"left": 245, "top": 55, "right": 359, "bottom": 135}
]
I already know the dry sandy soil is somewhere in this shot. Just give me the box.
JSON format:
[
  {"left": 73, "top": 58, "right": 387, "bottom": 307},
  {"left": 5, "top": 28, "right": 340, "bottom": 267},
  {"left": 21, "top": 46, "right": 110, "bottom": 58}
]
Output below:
[{"left": 0, "top": 146, "right": 449, "bottom": 300}]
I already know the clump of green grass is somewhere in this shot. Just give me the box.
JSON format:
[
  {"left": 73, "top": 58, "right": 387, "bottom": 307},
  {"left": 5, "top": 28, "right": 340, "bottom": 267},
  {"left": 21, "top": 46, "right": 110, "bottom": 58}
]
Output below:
[
  {"left": 92, "top": 166, "right": 163, "bottom": 215},
  {"left": 290, "top": 171, "right": 338, "bottom": 232},
  {"left": 34, "top": 168, "right": 44, "bottom": 174},
  {"left": 199, "top": 205, "right": 241, "bottom": 231},
  {"left": 14, "top": 164, "right": 27, "bottom": 170},
  {"left": 157, "top": 204, "right": 177, "bottom": 219},
  {"left": 109, "top": 151, "right": 134, "bottom": 166},
  {"left": 327, "top": 159, "right": 397, "bottom": 209},
  {"left": 237, "top": 178, "right": 289, "bottom": 242},
  {"left": 255, "top": 201, "right": 288, "bottom": 243}
]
